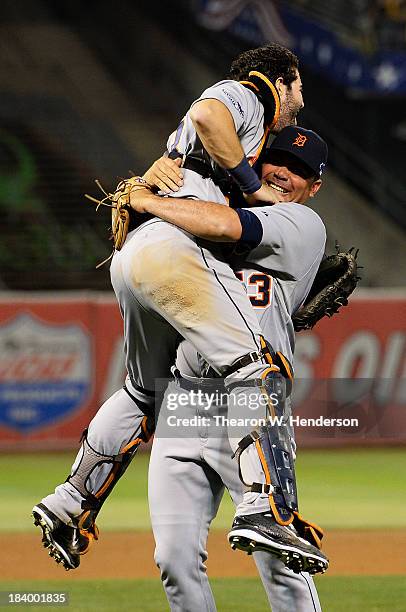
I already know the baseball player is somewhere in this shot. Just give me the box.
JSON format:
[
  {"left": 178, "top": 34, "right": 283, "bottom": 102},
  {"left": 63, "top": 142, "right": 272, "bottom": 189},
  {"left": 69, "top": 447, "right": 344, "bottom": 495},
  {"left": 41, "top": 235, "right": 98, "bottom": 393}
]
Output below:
[
  {"left": 32, "top": 44, "right": 326, "bottom": 576},
  {"left": 137, "top": 126, "right": 328, "bottom": 611},
  {"left": 146, "top": 129, "right": 328, "bottom": 611}
]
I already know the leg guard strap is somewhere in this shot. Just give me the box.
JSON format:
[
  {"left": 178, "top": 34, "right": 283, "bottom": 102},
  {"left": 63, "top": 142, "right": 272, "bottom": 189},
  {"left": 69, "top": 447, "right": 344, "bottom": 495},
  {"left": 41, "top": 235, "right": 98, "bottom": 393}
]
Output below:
[
  {"left": 293, "top": 511, "right": 324, "bottom": 550},
  {"left": 224, "top": 335, "right": 292, "bottom": 378},
  {"left": 224, "top": 350, "right": 263, "bottom": 377},
  {"left": 226, "top": 367, "right": 282, "bottom": 392}
]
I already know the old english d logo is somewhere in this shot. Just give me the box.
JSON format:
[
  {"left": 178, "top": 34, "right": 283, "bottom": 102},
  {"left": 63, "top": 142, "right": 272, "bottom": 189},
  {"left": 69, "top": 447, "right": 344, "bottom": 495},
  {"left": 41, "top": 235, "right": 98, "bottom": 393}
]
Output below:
[{"left": 293, "top": 133, "right": 307, "bottom": 147}]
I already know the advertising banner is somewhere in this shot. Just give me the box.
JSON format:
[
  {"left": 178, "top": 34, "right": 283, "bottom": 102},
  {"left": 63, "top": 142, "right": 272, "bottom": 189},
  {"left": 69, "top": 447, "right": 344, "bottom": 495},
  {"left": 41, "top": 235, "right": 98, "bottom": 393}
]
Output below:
[
  {"left": 0, "top": 291, "right": 404, "bottom": 449},
  {"left": 0, "top": 294, "right": 122, "bottom": 449}
]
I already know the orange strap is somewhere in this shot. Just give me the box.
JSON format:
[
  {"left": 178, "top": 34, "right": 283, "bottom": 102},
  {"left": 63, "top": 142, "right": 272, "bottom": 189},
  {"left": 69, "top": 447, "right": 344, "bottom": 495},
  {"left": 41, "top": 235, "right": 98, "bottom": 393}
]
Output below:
[{"left": 293, "top": 511, "right": 324, "bottom": 550}]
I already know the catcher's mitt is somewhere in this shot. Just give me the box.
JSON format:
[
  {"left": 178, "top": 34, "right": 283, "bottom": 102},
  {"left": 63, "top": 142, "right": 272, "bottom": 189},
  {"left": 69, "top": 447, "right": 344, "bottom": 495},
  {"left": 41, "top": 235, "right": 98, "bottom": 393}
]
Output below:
[
  {"left": 292, "top": 245, "right": 361, "bottom": 332},
  {"left": 85, "top": 176, "right": 153, "bottom": 267}
]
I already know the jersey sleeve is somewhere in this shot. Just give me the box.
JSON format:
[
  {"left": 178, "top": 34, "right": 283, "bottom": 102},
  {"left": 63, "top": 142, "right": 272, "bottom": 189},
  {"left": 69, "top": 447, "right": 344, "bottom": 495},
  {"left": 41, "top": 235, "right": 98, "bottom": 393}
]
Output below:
[
  {"left": 240, "top": 203, "right": 327, "bottom": 281},
  {"left": 192, "top": 80, "right": 256, "bottom": 134}
]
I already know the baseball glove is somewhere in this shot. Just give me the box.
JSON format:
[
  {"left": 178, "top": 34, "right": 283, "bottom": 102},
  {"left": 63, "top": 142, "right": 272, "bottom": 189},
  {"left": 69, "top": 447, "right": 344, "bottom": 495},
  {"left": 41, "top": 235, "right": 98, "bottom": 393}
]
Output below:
[
  {"left": 85, "top": 176, "right": 153, "bottom": 267},
  {"left": 292, "top": 245, "right": 361, "bottom": 332}
]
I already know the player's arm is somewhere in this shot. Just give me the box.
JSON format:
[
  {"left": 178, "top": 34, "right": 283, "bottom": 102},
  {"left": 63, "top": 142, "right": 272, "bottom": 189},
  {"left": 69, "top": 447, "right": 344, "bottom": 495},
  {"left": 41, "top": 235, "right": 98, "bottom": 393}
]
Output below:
[
  {"left": 129, "top": 188, "right": 243, "bottom": 242},
  {"left": 190, "top": 99, "right": 246, "bottom": 169},
  {"left": 190, "top": 98, "right": 278, "bottom": 206},
  {"left": 134, "top": 155, "right": 265, "bottom": 243}
]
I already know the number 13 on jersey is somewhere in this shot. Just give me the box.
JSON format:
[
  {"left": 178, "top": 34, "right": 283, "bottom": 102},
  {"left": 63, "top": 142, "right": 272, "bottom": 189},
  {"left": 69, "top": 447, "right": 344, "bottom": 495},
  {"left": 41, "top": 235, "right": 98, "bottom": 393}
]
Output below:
[{"left": 235, "top": 271, "right": 273, "bottom": 308}]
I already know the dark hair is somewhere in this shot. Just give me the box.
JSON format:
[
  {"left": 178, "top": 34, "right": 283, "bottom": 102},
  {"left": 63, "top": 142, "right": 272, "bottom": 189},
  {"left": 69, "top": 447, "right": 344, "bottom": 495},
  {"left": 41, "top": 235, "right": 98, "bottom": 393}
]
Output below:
[{"left": 229, "top": 44, "right": 299, "bottom": 88}]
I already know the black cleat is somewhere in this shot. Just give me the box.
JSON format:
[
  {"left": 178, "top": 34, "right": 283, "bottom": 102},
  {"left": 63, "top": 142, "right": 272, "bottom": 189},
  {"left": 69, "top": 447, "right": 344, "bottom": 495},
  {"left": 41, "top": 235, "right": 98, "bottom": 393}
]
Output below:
[
  {"left": 32, "top": 503, "right": 98, "bottom": 571},
  {"left": 228, "top": 512, "right": 328, "bottom": 575}
]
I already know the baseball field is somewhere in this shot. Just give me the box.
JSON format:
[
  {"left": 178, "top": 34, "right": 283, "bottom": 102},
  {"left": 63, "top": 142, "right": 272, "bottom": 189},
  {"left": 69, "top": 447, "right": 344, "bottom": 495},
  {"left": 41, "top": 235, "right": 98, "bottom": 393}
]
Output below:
[{"left": 1, "top": 447, "right": 405, "bottom": 611}]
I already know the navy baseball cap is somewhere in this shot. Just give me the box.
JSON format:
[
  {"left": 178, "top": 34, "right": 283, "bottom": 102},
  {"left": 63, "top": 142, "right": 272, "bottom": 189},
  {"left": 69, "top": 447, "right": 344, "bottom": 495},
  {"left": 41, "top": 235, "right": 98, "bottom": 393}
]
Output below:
[{"left": 265, "top": 126, "right": 328, "bottom": 178}]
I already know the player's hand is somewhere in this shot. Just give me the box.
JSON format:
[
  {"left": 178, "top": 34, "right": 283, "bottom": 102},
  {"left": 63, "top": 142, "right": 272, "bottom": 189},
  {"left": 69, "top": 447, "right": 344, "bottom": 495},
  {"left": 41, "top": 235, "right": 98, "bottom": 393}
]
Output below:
[
  {"left": 243, "top": 182, "right": 280, "bottom": 206},
  {"left": 143, "top": 157, "right": 183, "bottom": 193}
]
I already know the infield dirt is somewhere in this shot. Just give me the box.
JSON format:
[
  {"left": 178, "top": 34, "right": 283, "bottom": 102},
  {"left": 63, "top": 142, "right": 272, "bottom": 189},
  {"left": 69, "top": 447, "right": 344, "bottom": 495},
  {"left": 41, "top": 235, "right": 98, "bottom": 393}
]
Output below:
[{"left": 2, "top": 530, "right": 405, "bottom": 580}]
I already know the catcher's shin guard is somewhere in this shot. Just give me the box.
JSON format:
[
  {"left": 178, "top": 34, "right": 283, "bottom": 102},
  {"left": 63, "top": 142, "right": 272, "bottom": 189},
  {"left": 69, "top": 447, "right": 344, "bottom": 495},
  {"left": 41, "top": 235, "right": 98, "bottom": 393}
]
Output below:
[
  {"left": 67, "top": 415, "right": 153, "bottom": 531},
  {"left": 233, "top": 369, "right": 298, "bottom": 526}
]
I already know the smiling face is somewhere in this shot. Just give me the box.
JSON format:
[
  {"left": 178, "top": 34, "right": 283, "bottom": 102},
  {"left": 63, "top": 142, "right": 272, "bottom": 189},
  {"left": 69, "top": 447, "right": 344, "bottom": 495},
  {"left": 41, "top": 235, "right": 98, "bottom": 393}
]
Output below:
[
  {"left": 273, "top": 69, "right": 304, "bottom": 132},
  {"left": 261, "top": 150, "right": 321, "bottom": 204}
]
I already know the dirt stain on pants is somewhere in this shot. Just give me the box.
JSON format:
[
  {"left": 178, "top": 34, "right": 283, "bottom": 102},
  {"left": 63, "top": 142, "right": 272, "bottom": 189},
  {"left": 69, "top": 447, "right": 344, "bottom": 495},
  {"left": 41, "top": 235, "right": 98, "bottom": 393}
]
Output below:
[{"left": 130, "top": 239, "right": 213, "bottom": 328}]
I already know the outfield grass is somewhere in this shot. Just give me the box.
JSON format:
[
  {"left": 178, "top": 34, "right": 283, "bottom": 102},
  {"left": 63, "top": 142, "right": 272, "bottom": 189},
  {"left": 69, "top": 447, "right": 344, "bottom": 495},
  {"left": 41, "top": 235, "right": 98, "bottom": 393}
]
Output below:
[
  {"left": 1, "top": 448, "right": 405, "bottom": 532},
  {"left": 1, "top": 449, "right": 404, "bottom": 611},
  {"left": 0, "top": 577, "right": 405, "bottom": 611}
]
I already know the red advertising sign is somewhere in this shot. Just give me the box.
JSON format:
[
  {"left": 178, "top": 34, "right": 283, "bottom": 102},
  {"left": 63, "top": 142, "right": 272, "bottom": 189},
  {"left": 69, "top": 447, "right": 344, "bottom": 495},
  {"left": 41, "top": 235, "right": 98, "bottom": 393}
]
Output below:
[
  {"left": 294, "top": 290, "right": 405, "bottom": 444},
  {"left": 0, "top": 294, "right": 123, "bottom": 449},
  {"left": 0, "top": 291, "right": 404, "bottom": 449}
]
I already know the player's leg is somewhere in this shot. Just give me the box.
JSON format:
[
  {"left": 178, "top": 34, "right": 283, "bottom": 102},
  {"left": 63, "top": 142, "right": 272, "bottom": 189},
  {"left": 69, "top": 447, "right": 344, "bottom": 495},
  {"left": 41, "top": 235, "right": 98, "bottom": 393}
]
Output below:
[
  {"left": 253, "top": 552, "right": 322, "bottom": 612},
  {"left": 32, "top": 385, "right": 153, "bottom": 570},
  {"left": 202, "top": 405, "right": 322, "bottom": 612},
  {"left": 33, "top": 256, "right": 180, "bottom": 569},
  {"left": 117, "top": 221, "right": 264, "bottom": 376},
  {"left": 149, "top": 431, "right": 224, "bottom": 612},
  {"left": 158, "top": 370, "right": 323, "bottom": 610},
  {"left": 171, "top": 364, "right": 327, "bottom": 577},
  {"left": 216, "top": 444, "right": 323, "bottom": 611},
  {"left": 63, "top": 250, "right": 182, "bottom": 530}
]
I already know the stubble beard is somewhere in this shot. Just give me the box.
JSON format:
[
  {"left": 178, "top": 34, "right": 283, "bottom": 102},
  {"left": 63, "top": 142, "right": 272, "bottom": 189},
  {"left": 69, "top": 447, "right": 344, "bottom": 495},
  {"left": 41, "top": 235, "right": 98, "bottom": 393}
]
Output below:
[{"left": 274, "top": 92, "right": 301, "bottom": 132}]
